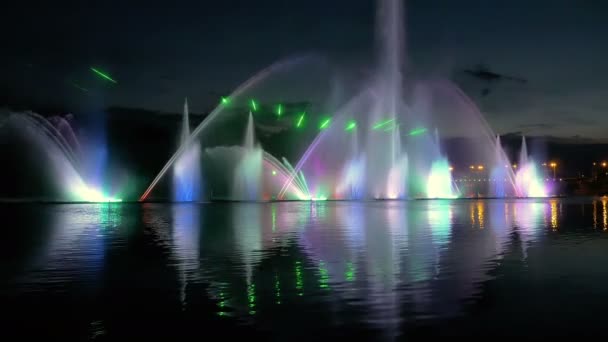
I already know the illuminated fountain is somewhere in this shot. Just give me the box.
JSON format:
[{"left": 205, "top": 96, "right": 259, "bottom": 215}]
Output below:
[
  {"left": 2, "top": 111, "right": 120, "bottom": 202},
  {"left": 514, "top": 137, "right": 546, "bottom": 197},
  {"left": 139, "top": 0, "right": 544, "bottom": 201},
  {"left": 173, "top": 99, "right": 202, "bottom": 201},
  {"left": 232, "top": 113, "right": 263, "bottom": 201}
]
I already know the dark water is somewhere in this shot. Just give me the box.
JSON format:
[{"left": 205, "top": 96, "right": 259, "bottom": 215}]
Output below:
[{"left": 2, "top": 198, "right": 608, "bottom": 339}]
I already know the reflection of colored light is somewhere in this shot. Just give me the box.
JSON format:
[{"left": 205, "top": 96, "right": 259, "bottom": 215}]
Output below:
[
  {"left": 90, "top": 67, "right": 117, "bottom": 84},
  {"left": 295, "top": 261, "right": 303, "bottom": 296},
  {"left": 319, "top": 118, "right": 331, "bottom": 130},
  {"left": 296, "top": 113, "right": 305, "bottom": 128},
  {"left": 345, "top": 262, "right": 355, "bottom": 281},
  {"left": 550, "top": 200, "right": 558, "bottom": 229},
  {"left": 593, "top": 200, "right": 598, "bottom": 229},
  {"left": 345, "top": 120, "right": 357, "bottom": 131},
  {"left": 477, "top": 202, "right": 485, "bottom": 229},
  {"left": 271, "top": 204, "right": 277, "bottom": 232},
  {"left": 319, "top": 261, "right": 329, "bottom": 289},
  {"left": 275, "top": 274, "right": 281, "bottom": 304},
  {"left": 217, "top": 290, "right": 227, "bottom": 316},
  {"left": 247, "top": 283, "right": 256, "bottom": 315},
  {"left": 276, "top": 104, "right": 283, "bottom": 116},
  {"left": 603, "top": 198, "right": 607, "bottom": 230}
]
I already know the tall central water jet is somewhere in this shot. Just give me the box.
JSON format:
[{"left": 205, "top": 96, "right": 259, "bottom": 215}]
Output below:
[
  {"left": 173, "top": 99, "right": 202, "bottom": 201},
  {"left": 232, "top": 113, "right": 263, "bottom": 200},
  {"left": 366, "top": 0, "right": 408, "bottom": 198}
]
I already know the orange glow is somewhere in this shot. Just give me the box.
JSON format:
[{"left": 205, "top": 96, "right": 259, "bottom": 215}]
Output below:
[
  {"left": 550, "top": 162, "right": 557, "bottom": 168},
  {"left": 477, "top": 165, "right": 484, "bottom": 170}
]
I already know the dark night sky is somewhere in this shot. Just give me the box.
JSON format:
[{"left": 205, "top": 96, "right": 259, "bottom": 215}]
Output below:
[{"left": 1, "top": 0, "right": 607, "bottom": 139}]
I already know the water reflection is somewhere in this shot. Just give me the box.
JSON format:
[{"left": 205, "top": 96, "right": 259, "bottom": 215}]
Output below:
[{"left": 7, "top": 198, "right": 608, "bottom": 339}]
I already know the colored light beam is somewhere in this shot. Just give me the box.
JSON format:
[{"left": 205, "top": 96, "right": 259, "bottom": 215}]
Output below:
[
  {"left": 296, "top": 113, "right": 305, "bottom": 128},
  {"left": 372, "top": 118, "right": 395, "bottom": 130},
  {"left": 69, "top": 81, "right": 88, "bottom": 93},
  {"left": 250, "top": 99, "right": 258, "bottom": 111},
  {"left": 276, "top": 104, "right": 283, "bottom": 116},
  {"left": 345, "top": 120, "right": 357, "bottom": 131},
  {"left": 90, "top": 67, "right": 117, "bottom": 84},
  {"left": 319, "top": 118, "right": 331, "bottom": 130},
  {"left": 407, "top": 127, "right": 427, "bottom": 136}
]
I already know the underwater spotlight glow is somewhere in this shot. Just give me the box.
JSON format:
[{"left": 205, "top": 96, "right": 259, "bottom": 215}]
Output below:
[
  {"left": 250, "top": 99, "right": 258, "bottom": 111},
  {"left": 276, "top": 104, "right": 283, "bottom": 116},
  {"left": 90, "top": 67, "right": 117, "bottom": 84},
  {"left": 296, "top": 113, "right": 305, "bottom": 128},
  {"left": 407, "top": 127, "right": 427, "bottom": 136},
  {"left": 426, "top": 159, "right": 458, "bottom": 199},
  {"left": 319, "top": 118, "right": 331, "bottom": 130},
  {"left": 74, "top": 184, "right": 122, "bottom": 202},
  {"left": 311, "top": 196, "right": 328, "bottom": 201},
  {"left": 372, "top": 118, "right": 395, "bottom": 130},
  {"left": 345, "top": 120, "right": 357, "bottom": 131}
]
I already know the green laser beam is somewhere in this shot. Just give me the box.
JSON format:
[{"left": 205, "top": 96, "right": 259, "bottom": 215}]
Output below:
[
  {"left": 407, "top": 127, "right": 427, "bottom": 136},
  {"left": 276, "top": 104, "right": 283, "bottom": 116},
  {"left": 345, "top": 120, "right": 357, "bottom": 131},
  {"left": 372, "top": 118, "right": 395, "bottom": 130},
  {"left": 384, "top": 124, "right": 396, "bottom": 132},
  {"left": 69, "top": 81, "right": 88, "bottom": 93},
  {"left": 90, "top": 67, "right": 117, "bottom": 84},
  {"left": 296, "top": 113, "right": 305, "bottom": 128},
  {"left": 319, "top": 118, "right": 331, "bottom": 130}
]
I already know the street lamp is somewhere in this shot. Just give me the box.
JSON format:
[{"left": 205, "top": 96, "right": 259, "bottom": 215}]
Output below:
[{"left": 549, "top": 162, "right": 557, "bottom": 179}]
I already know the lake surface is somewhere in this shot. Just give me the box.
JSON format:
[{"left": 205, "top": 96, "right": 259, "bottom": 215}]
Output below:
[{"left": 2, "top": 198, "right": 608, "bottom": 339}]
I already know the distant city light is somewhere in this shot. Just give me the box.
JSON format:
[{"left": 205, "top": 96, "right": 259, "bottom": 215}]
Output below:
[{"left": 477, "top": 165, "right": 484, "bottom": 170}]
